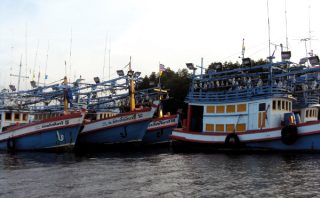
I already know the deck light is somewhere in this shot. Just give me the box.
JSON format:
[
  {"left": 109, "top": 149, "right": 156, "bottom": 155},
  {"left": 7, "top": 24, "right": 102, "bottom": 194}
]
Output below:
[
  {"left": 117, "top": 70, "right": 124, "bottom": 76},
  {"left": 94, "top": 77, "right": 100, "bottom": 84},
  {"left": 30, "top": 80, "right": 37, "bottom": 88},
  {"left": 186, "top": 63, "right": 196, "bottom": 70}
]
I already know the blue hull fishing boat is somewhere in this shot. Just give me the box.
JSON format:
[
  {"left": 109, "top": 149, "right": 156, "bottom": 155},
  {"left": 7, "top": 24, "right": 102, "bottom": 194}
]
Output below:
[
  {"left": 77, "top": 58, "right": 160, "bottom": 146},
  {"left": 171, "top": 51, "right": 320, "bottom": 151},
  {"left": 78, "top": 101, "right": 159, "bottom": 145},
  {"left": 143, "top": 115, "right": 179, "bottom": 145},
  {"left": 0, "top": 112, "right": 84, "bottom": 151}
]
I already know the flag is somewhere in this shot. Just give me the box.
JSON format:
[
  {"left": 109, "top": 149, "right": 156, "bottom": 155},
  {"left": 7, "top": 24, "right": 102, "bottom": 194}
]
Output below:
[{"left": 159, "top": 64, "right": 165, "bottom": 76}]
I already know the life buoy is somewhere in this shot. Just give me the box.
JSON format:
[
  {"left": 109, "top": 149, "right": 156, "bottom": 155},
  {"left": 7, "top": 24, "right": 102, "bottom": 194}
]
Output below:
[
  {"left": 7, "top": 138, "right": 15, "bottom": 151},
  {"left": 281, "top": 125, "right": 298, "bottom": 145},
  {"left": 225, "top": 133, "right": 241, "bottom": 147}
]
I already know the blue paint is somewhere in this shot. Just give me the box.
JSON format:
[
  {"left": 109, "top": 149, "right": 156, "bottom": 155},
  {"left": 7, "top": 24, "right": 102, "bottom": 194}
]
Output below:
[
  {"left": 0, "top": 125, "right": 81, "bottom": 151},
  {"left": 78, "top": 120, "right": 150, "bottom": 145},
  {"left": 142, "top": 127, "right": 175, "bottom": 145},
  {"left": 246, "top": 134, "right": 320, "bottom": 150}
]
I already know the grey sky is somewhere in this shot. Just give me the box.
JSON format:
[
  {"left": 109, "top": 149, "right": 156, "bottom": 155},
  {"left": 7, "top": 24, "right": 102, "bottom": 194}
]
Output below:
[{"left": 0, "top": 0, "right": 319, "bottom": 90}]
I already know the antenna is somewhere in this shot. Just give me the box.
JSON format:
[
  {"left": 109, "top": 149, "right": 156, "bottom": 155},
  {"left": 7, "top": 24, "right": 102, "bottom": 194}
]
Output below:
[
  {"left": 308, "top": 4, "right": 312, "bottom": 56},
  {"left": 25, "top": 22, "right": 28, "bottom": 82},
  {"left": 267, "top": 0, "right": 272, "bottom": 62},
  {"left": 44, "top": 41, "right": 49, "bottom": 86},
  {"left": 69, "top": 27, "right": 72, "bottom": 81},
  {"left": 284, "top": 0, "right": 289, "bottom": 50},
  {"left": 108, "top": 35, "right": 111, "bottom": 81},
  {"left": 241, "top": 38, "right": 245, "bottom": 59},
  {"left": 102, "top": 32, "right": 107, "bottom": 81},
  {"left": 10, "top": 55, "right": 29, "bottom": 91},
  {"left": 33, "top": 40, "right": 39, "bottom": 82}
]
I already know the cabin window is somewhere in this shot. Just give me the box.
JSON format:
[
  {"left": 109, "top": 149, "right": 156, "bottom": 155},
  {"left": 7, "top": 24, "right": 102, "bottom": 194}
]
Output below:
[
  {"left": 285, "top": 101, "right": 289, "bottom": 111},
  {"left": 306, "top": 110, "right": 309, "bottom": 118},
  {"left": 0, "top": 114, "right": 1, "bottom": 121},
  {"left": 282, "top": 101, "right": 285, "bottom": 111},
  {"left": 237, "top": 104, "right": 247, "bottom": 112},
  {"left": 309, "top": 110, "right": 313, "bottom": 118},
  {"left": 206, "top": 106, "right": 215, "bottom": 113},
  {"left": 14, "top": 113, "right": 20, "bottom": 121},
  {"left": 22, "top": 113, "right": 28, "bottom": 121},
  {"left": 205, "top": 124, "right": 214, "bottom": 132},
  {"left": 226, "top": 124, "right": 235, "bottom": 133},
  {"left": 5, "top": 112, "right": 11, "bottom": 121},
  {"left": 272, "top": 100, "right": 276, "bottom": 110},
  {"left": 216, "top": 106, "right": 225, "bottom": 113},
  {"left": 259, "top": 103, "right": 266, "bottom": 111},
  {"left": 277, "top": 100, "right": 281, "bottom": 110},
  {"left": 216, "top": 124, "right": 224, "bottom": 132},
  {"left": 236, "top": 123, "right": 246, "bottom": 132},
  {"left": 226, "top": 105, "right": 235, "bottom": 113},
  {"left": 289, "top": 102, "right": 292, "bottom": 111}
]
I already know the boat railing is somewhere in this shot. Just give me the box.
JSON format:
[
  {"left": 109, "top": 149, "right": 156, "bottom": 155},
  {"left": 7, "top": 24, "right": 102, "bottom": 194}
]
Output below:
[{"left": 186, "top": 85, "right": 290, "bottom": 103}]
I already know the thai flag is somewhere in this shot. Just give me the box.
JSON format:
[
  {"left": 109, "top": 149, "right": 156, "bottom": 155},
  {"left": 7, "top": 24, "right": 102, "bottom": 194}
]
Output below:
[{"left": 159, "top": 64, "right": 165, "bottom": 72}]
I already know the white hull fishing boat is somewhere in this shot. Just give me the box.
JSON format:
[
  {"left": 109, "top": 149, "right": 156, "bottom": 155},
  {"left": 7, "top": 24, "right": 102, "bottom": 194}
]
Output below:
[{"left": 171, "top": 53, "right": 320, "bottom": 151}]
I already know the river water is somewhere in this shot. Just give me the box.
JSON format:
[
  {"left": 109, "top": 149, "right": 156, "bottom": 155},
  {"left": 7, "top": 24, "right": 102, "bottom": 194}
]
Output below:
[{"left": 1, "top": 148, "right": 320, "bottom": 197}]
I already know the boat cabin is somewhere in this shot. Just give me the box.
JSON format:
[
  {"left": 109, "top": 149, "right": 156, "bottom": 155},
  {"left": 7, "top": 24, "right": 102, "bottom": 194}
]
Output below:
[{"left": 0, "top": 110, "right": 30, "bottom": 133}]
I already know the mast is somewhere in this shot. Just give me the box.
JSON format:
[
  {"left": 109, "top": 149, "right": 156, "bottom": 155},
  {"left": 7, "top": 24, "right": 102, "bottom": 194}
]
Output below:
[
  {"left": 63, "top": 76, "right": 68, "bottom": 113},
  {"left": 284, "top": 0, "right": 289, "bottom": 50},
  {"left": 44, "top": 41, "right": 49, "bottom": 86},
  {"left": 129, "top": 57, "right": 135, "bottom": 111},
  {"left": 308, "top": 4, "right": 312, "bottom": 56},
  {"left": 69, "top": 28, "right": 72, "bottom": 81},
  {"left": 10, "top": 55, "right": 29, "bottom": 92},
  {"left": 267, "top": 0, "right": 272, "bottom": 62},
  {"left": 102, "top": 33, "right": 107, "bottom": 81},
  {"left": 108, "top": 36, "right": 111, "bottom": 81}
]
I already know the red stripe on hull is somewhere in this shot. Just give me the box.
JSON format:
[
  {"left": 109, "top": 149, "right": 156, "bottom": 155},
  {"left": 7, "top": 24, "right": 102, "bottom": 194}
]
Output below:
[
  {"left": 81, "top": 118, "right": 151, "bottom": 135},
  {"left": 0, "top": 123, "right": 81, "bottom": 143}
]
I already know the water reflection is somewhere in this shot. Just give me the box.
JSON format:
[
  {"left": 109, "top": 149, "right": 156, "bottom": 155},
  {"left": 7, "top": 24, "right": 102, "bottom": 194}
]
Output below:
[{"left": 1, "top": 151, "right": 320, "bottom": 197}]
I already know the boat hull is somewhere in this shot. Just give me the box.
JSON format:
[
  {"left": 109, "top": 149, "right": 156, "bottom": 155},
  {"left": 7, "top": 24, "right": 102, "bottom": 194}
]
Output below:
[
  {"left": 78, "top": 105, "right": 159, "bottom": 146},
  {"left": 0, "top": 113, "right": 83, "bottom": 151},
  {"left": 171, "top": 121, "right": 320, "bottom": 151},
  {"left": 143, "top": 115, "right": 178, "bottom": 145},
  {"left": 78, "top": 119, "right": 150, "bottom": 145}
]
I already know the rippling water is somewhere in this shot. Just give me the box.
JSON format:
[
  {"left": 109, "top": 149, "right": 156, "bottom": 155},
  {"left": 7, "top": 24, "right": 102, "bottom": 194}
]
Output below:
[{"left": 1, "top": 148, "right": 320, "bottom": 197}]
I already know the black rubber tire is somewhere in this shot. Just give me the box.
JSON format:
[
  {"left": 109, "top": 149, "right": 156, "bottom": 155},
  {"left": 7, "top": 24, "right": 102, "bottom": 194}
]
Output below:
[
  {"left": 225, "top": 133, "right": 241, "bottom": 147},
  {"left": 281, "top": 125, "right": 298, "bottom": 145}
]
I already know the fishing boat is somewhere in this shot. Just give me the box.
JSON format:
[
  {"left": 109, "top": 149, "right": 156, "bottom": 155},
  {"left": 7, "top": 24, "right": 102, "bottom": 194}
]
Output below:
[
  {"left": 0, "top": 77, "right": 84, "bottom": 151},
  {"left": 77, "top": 58, "right": 160, "bottom": 147},
  {"left": 143, "top": 113, "right": 179, "bottom": 145},
  {"left": 171, "top": 53, "right": 320, "bottom": 151},
  {"left": 142, "top": 88, "right": 179, "bottom": 145}
]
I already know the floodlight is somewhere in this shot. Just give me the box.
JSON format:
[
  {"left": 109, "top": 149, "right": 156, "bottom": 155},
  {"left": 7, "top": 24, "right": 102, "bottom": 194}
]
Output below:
[
  {"left": 242, "top": 58, "right": 252, "bottom": 66},
  {"left": 186, "top": 63, "right": 195, "bottom": 70},
  {"left": 30, "top": 80, "right": 37, "bottom": 88},
  {"left": 281, "top": 51, "right": 291, "bottom": 60},
  {"left": 117, "top": 70, "right": 124, "bottom": 76},
  {"left": 299, "top": 57, "right": 308, "bottom": 64},
  {"left": 9, "top": 85, "right": 16, "bottom": 92},
  {"left": 94, "top": 77, "right": 100, "bottom": 84},
  {"left": 133, "top": 72, "right": 141, "bottom": 78},
  {"left": 127, "top": 70, "right": 134, "bottom": 77},
  {"left": 309, "top": 56, "right": 320, "bottom": 66}
]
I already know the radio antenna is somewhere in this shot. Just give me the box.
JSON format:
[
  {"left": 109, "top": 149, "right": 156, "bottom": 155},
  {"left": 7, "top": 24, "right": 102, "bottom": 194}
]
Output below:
[{"left": 284, "top": 0, "right": 289, "bottom": 50}]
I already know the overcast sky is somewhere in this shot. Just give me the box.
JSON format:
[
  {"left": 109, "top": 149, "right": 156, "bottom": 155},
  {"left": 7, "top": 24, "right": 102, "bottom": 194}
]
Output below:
[{"left": 0, "top": 0, "right": 319, "bottom": 90}]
